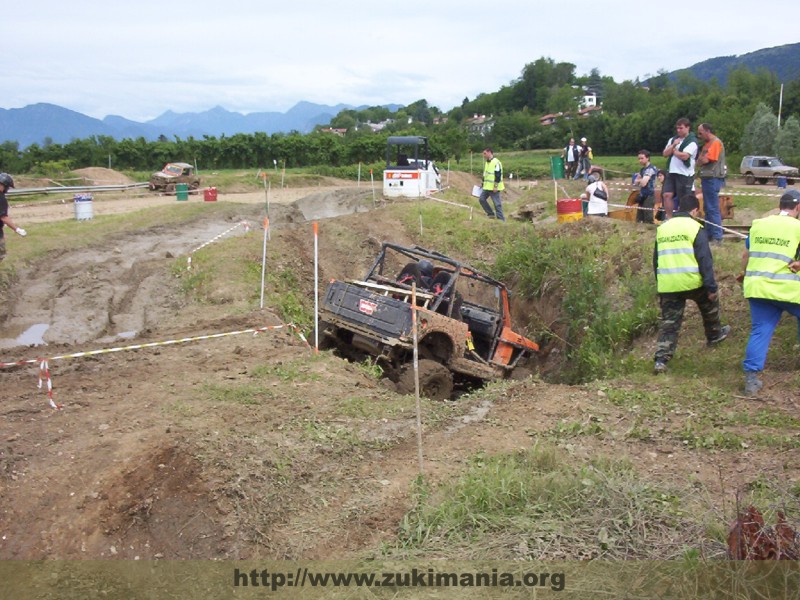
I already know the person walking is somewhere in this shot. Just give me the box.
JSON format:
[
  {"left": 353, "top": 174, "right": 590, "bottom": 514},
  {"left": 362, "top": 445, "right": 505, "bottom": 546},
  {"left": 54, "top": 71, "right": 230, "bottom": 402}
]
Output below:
[
  {"left": 696, "top": 123, "right": 727, "bottom": 244},
  {"left": 0, "top": 173, "right": 27, "bottom": 262},
  {"left": 478, "top": 148, "right": 505, "bottom": 221},
  {"left": 653, "top": 193, "right": 730, "bottom": 373},
  {"left": 563, "top": 138, "right": 579, "bottom": 179},
  {"left": 661, "top": 118, "right": 698, "bottom": 219},
  {"left": 741, "top": 189, "right": 800, "bottom": 396},
  {"left": 573, "top": 137, "right": 592, "bottom": 180},
  {"left": 633, "top": 149, "right": 659, "bottom": 224}
]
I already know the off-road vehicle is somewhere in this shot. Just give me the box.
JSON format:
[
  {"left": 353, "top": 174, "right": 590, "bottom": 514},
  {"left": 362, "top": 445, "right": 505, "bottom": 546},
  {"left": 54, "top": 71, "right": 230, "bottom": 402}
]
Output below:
[
  {"left": 740, "top": 156, "right": 798, "bottom": 185},
  {"left": 148, "top": 162, "right": 201, "bottom": 192},
  {"left": 317, "top": 243, "right": 539, "bottom": 399}
]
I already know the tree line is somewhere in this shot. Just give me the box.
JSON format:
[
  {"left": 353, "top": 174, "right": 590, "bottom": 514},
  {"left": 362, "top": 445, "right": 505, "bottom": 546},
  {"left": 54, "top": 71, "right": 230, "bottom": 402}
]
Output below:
[{"left": 1, "top": 58, "right": 798, "bottom": 177}]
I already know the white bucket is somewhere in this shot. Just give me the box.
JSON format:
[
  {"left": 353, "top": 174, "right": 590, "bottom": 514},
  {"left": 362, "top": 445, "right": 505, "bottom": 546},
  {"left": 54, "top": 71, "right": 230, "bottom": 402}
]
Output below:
[{"left": 74, "top": 194, "right": 93, "bottom": 220}]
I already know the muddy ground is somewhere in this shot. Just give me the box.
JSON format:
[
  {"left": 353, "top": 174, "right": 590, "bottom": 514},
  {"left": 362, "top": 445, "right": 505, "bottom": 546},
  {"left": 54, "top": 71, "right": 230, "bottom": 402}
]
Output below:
[{"left": 1, "top": 174, "right": 798, "bottom": 561}]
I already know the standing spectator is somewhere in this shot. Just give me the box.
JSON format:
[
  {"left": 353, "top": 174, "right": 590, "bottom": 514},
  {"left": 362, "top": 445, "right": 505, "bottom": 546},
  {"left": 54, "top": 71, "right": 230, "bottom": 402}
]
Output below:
[
  {"left": 633, "top": 150, "right": 659, "bottom": 224},
  {"left": 741, "top": 190, "right": 800, "bottom": 396},
  {"left": 573, "top": 137, "right": 592, "bottom": 180},
  {"left": 478, "top": 148, "right": 505, "bottom": 221},
  {"left": 653, "top": 193, "right": 730, "bottom": 373},
  {"left": 696, "top": 123, "right": 727, "bottom": 244},
  {"left": 583, "top": 173, "right": 609, "bottom": 217},
  {"left": 661, "top": 118, "right": 698, "bottom": 219},
  {"left": 563, "top": 138, "right": 579, "bottom": 179},
  {"left": 0, "top": 173, "right": 27, "bottom": 262}
]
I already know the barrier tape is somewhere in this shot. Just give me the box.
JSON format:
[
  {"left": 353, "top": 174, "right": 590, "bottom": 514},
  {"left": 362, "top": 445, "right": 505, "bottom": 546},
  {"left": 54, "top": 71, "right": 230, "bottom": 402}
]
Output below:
[
  {"left": 557, "top": 183, "right": 747, "bottom": 239},
  {"left": 2, "top": 323, "right": 309, "bottom": 409},
  {"left": 187, "top": 221, "right": 251, "bottom": 270},
  {"left": 603, "top": 181, "right": 786, "bottom": 199}
]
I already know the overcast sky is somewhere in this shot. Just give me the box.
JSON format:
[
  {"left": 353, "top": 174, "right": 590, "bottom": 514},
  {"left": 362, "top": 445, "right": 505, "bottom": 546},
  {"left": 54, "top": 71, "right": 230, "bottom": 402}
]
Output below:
[{"left": 3, "top": 1, "right": 797, "bottom": 122}]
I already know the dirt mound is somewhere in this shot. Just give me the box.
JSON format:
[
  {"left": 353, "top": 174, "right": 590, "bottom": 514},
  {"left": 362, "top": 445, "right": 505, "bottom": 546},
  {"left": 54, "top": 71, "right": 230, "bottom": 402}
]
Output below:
[{"left": 72, "top": 167, "right": 135, "bottom": 185}]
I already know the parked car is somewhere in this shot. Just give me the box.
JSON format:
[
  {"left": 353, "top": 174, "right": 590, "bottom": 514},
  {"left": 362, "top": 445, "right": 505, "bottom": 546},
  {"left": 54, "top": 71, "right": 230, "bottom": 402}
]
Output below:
[
  {"left": 739, "top": 156, "right": 798, "bottom": 185},
  {"left": 148, "top": 162, "right": 200, "bottom": 192}
]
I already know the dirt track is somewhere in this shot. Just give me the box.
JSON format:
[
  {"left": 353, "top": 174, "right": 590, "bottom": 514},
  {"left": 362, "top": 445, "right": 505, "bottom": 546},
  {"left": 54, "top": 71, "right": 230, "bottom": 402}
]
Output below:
[{"left": 1, "top": 176, "right": 798, "bottom": 562}]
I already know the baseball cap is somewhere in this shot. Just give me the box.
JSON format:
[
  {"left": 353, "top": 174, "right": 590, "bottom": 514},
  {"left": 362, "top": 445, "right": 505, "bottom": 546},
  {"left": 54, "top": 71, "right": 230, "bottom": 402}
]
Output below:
[
  {"left": 580, "top": 137, "right": 587, "bottom": 142},
  {"left": 780, "top": 189, "right": 800, "bottom": 204}
]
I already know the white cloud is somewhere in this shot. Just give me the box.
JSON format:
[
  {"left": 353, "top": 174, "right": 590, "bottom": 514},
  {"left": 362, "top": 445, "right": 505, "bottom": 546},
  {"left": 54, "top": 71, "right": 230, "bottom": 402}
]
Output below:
[{"left": 2, "top": 0, "right": 797, "bottom": 121}]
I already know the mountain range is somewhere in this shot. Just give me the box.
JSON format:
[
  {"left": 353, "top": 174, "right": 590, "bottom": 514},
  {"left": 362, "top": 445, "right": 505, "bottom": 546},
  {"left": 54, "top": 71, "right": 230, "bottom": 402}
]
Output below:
[
  {"left": 0, "top": 101, "right": 375, "bottom": 148},
  {"left": 2, "top": 43, "right": 798, "bottom": 148}
]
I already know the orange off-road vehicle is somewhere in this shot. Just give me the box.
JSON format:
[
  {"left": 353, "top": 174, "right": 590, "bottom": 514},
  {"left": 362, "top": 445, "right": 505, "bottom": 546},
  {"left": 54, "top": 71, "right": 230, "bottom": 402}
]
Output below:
[{"left": 317, "top": 243, "right": 538, "bottom": 399}]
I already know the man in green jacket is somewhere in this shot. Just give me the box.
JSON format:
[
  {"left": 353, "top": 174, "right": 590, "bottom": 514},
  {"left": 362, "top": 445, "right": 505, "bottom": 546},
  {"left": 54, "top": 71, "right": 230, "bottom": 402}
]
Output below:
[
  {"left": 741, "top": 189, "right": 800, "bottom": 396},
  {"left": 653, "top": 194, "right": 730, "bottom": 373}
]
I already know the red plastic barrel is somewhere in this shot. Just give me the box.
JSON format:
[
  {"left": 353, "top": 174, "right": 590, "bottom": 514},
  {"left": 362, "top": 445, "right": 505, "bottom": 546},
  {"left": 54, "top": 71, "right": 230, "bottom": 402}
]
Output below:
[
  {"left": 556, "top": 198, "right": 583, "bottom": 223},
  {"left": 204, "top": 187, "right": 218, "bottom": 202}
]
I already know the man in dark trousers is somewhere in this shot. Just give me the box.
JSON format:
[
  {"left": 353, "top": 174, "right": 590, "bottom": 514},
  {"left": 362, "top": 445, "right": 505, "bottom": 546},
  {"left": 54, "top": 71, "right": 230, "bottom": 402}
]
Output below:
[
  {"left": 478, "top": 148, "right": 505, "bottom": 221},
  {"left": 0, "top": 173, "right": 27, "bottom": 262},
  {"left": 653, "top": 193, "right": 730, "bottom": 373}
]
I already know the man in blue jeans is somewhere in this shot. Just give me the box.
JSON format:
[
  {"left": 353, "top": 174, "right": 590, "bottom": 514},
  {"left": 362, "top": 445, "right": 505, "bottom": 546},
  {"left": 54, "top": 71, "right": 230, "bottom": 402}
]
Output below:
[
  {"left": 696, "top": 123, "right": 727, "bottom": 244},
  {"left": 741, "top": 189, "right": 800, "bottom": 396}
]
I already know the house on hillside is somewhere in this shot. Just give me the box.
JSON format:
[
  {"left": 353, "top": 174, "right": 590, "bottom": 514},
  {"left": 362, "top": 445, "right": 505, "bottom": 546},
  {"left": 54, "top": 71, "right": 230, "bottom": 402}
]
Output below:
[
  {"left": 464, "top": 114, "right": 495, "bottom": 137},
  {"left": 320, "top": 127, "right": 348, "bottom": 136}
]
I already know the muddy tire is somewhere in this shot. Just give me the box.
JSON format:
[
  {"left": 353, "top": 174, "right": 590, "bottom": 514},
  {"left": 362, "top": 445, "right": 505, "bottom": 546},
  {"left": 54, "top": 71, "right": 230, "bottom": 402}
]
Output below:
[
  {"left": 396, "top": 359, "right": 453, "bottom": 400},
  {"left": 310, "top": 322, "right": 336, "bottom": 351},
  {"left": 165, "top": 183, "right": 176, "bottom": 193}
]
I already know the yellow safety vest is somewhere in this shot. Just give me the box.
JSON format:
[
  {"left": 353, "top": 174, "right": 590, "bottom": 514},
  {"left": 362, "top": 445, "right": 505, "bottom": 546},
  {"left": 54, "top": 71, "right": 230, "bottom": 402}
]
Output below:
[
  {"left": 743, "top": 214, "right": 800, "bottom": 304},
  {"left": 656, "top": 217, "right": 703, "bottom": 293},
  {"left": 482, "top": 157, "right": 505, "bottom": 191}
]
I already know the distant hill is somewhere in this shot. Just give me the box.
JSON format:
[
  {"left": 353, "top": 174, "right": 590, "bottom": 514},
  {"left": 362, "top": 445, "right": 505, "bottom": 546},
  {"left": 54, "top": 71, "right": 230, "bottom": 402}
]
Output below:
[
  {"left": 0, "top": 101, "right": 385, "bottom": 148},
  {"left": 663, "top": 42, "right": 800, "bottom": 86}
]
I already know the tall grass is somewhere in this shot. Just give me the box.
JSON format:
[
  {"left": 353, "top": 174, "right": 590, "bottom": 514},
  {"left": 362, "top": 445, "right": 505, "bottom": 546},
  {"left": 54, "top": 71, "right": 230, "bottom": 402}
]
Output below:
[
  {"left": 390, "top": 443, "right": 704, "bottom": 560},
  {"left": 494, "top": 221, "right": 658, "bottom": 383}
]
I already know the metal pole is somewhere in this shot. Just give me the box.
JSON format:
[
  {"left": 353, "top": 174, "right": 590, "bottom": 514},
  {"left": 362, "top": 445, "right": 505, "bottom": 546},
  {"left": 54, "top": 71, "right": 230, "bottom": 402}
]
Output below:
[
  {"left": 313, "top": 221, "right": 319, "bottom": 352},
  {"left": 259, "top": 217, "right": 269, "bottom": 309},
  {"left": 412, "top": 283, "right": 423, "bottom": 473}
]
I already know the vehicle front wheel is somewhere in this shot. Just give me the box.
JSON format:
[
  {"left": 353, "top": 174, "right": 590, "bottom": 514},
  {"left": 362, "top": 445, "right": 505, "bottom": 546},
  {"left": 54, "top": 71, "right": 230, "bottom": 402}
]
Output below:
[
  {"left": 396, "top": 359, "right": 454, "bottom": 400},
  {"left": 309, "top": 322, "right": 336, "bottom": 351},
  {"left": 758, "top": 178, "right": 768, "bottom": 185},
  {"left": 787, "top": 178, "right": 796, "bottom": 185}
]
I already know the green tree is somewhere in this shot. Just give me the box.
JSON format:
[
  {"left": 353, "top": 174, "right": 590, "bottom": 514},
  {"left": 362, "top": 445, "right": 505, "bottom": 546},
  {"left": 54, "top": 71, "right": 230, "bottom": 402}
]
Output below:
[
  {"left": 774, "top": 115, "right": 800, "bottom": 160},
  {"left": 741, "top": 103, "right": 778, "bottom": 155}
]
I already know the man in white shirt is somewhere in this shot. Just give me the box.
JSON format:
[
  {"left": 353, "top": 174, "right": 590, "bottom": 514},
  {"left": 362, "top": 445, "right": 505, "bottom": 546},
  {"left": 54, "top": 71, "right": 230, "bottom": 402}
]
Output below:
[{"left": 661, "top": 117, "right": 698, "bottom": 219}]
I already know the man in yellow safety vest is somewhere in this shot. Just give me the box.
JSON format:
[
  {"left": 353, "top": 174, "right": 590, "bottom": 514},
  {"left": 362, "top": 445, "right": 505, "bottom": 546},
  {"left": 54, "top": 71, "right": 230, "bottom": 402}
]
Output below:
[
  {"left": 653, "top": 193, "right": 730, "bottom": 373},
  {"left": 741, "top": 189, "right": 800, "bottom": 396},
  {"left": 478, "top": 148, "right": 505, "bottom": 222}
]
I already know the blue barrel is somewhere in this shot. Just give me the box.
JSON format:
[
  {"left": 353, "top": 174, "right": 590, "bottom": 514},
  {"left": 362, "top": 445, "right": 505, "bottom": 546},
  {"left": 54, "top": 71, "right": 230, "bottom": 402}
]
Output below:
[{"left": 776, "top": 176, "right": 787, "bottom": 188}]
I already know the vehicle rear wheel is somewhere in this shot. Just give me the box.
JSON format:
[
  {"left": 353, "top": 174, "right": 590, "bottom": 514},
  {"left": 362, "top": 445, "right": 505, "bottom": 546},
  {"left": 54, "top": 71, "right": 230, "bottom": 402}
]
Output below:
[
  {"left": 744, "top": 173, "right": 755, "bottom": 185},
  {"left": 396, "top": 359, "right": 453, "bottom": 400},
  {"left": 787, "top": 178, "right": 796, "bottom": 185},
  {"left": 165, "top": 183, "right": 176, "bottom": 193},
  {"left": 758, "top": 178, "right": 768, "bottom": 185}
]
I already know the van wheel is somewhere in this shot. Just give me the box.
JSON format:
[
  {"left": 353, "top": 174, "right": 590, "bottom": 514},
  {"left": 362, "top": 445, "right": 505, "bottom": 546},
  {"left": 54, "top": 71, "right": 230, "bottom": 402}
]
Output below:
[
  {"left": 758, "top": 178, "right": 768, "bottom": 185},
  {"left": 396, "top": 359, "right": 454, "bottom": 400},
  {"left": 744, "top": 173, "right": 755, "bottom": 185},
  {"left": 787, "top": 178, "right": 796, "bottom": 185}
]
